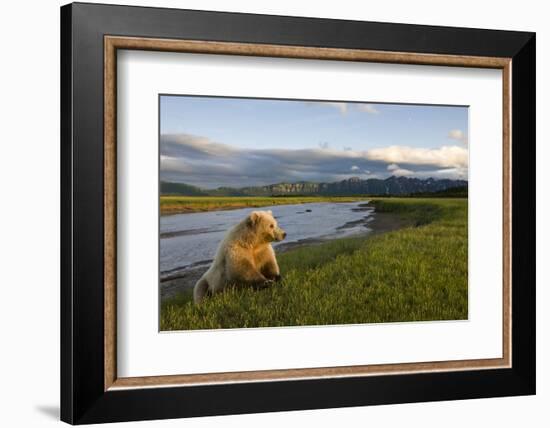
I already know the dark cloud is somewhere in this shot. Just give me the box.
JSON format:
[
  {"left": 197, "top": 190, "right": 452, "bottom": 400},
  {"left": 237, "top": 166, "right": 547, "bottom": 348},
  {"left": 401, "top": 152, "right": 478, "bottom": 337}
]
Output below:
[{"left": 160, "top": 134, "right": 468, "bottom": 188}]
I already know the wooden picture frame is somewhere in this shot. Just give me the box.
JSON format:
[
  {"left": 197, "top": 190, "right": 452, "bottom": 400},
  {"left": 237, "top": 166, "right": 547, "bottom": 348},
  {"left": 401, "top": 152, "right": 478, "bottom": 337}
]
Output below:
[{"left": 61, "top": 2, "right": 535, "bottom": 424}]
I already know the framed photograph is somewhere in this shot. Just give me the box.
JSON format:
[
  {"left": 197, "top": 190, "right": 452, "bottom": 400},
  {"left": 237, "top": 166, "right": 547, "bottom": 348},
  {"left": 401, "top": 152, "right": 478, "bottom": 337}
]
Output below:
[{"left": 60, "top": 2, "right": 535, "bottom": 424}]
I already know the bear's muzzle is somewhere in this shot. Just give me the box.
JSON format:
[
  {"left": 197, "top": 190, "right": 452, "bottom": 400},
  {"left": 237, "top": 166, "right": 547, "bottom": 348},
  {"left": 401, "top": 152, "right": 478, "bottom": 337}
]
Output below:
[{"left": 274, "top": 227, "right": 286, "bottom": 241}]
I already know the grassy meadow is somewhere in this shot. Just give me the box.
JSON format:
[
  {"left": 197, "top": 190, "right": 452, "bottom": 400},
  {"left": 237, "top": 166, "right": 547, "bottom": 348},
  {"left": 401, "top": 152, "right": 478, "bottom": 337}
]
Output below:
[
  {"left": 160, "top": 195, "right": 367, "bottom": 215},
  {"left": 160, "top": 197, "right": 468, "bottom": 331}
]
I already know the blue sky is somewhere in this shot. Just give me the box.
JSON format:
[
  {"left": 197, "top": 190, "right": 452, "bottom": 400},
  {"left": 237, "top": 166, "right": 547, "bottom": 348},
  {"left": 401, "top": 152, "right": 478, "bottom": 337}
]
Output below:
[{"left": 160, "top": 95, "right": 468, "bottom": 189}]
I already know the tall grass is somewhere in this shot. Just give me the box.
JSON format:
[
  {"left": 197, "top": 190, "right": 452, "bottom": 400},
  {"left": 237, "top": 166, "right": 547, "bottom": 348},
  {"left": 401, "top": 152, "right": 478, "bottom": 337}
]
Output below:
[{"left": 160, "top": 198, "right": 468, "bottom": 330}]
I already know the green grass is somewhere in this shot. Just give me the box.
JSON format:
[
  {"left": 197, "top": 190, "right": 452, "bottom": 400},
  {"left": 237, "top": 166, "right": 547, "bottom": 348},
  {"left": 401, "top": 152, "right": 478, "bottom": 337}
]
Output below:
[
  {"left": 160, "top": 198, "right": 468, "bottom": 330},
  {"left": 160, "top": 195, "right": 367, "bottom": 215}
]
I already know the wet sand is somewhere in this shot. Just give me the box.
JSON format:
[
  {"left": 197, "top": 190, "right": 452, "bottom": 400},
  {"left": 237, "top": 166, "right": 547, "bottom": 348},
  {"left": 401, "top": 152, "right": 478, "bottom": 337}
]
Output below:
[{"left": 160, "top": 206, "right": 411, "bottom": 301}]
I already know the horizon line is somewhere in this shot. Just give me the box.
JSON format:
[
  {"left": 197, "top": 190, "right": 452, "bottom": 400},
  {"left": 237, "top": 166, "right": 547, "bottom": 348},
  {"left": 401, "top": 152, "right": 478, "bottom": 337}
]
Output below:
[{"left": 161, "top": 175, "right": 469, "bottom": 191}]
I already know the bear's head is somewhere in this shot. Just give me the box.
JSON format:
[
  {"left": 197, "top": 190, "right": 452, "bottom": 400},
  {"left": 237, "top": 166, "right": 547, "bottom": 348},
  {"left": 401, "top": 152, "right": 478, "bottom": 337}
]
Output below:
[{"left": 248, "top": 210, "right": 286, "bottom": 243}]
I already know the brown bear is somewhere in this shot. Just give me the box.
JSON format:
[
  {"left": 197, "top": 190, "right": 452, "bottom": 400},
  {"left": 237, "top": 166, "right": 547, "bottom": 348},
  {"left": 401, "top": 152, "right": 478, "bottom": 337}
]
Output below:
[{"left": 193, "top": 210, "right": 286, "bottom": 304}]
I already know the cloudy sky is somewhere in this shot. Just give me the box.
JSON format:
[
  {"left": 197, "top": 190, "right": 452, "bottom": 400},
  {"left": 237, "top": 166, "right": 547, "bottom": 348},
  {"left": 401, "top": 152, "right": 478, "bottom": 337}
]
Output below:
[{"left": 160, "top": 95, "right": 468, "bottom": 189}]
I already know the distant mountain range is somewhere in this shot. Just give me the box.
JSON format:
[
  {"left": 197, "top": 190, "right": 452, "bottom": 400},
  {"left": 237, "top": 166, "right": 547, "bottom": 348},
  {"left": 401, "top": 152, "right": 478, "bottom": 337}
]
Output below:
[{"left": 161, "top": 176, "right": 468, "bottom": 197}]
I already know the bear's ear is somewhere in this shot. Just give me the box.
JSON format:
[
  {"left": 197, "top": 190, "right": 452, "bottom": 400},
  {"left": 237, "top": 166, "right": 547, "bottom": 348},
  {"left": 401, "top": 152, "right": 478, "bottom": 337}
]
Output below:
[{"left": 248, "top": 211, "right": 261, "bottom": 227}]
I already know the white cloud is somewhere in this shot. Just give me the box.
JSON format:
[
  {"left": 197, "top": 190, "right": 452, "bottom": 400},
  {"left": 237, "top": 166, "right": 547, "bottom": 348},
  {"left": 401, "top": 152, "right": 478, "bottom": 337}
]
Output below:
[
  {"left": 430, "top": 167, "right": 468, "bottom": 180},
  {"left": 350, "top": 165, "right": 360, "bottom": 171},
  {"left": 366, "top": 145, "right": 468, "bottom": 169},
  {"left": 403, "top": 167, "right": 468, "bottom": 180},
  {"left": 392, "top": 168, "right": 414, "bottom": 176},
  {"left": 323, "top": 102, "right": 348, "bottom": 115},
  {"left": 448, "top": 129, "right": 468, "bottom": 145},
  {"left": 386, "top": 163, "right": 413, "bottom": 176},
  {"left": 305, "top": 101, "right": 348, "bottom": 115},
  {"left": 357, "top": 104, "right": 379, "bottom": 114}
]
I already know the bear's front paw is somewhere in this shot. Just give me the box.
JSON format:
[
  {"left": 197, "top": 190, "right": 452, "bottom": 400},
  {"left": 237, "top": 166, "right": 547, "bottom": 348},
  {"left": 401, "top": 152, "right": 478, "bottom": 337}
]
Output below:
[
  {"left": 273, "top": 274, "right": 282, "bottom": 282},
  {"left": 252, "top": 279, "right": 274, "bottom": 290},
  {"left": 260, "top": 279, "right": 275, "bottom": 289}
]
